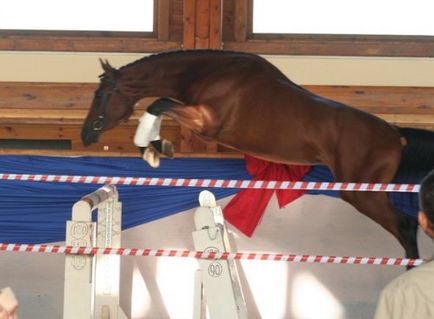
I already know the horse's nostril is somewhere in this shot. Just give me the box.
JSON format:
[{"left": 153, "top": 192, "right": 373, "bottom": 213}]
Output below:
[{"left": 81, "top": 128, "right": 99, "bottom": 146}]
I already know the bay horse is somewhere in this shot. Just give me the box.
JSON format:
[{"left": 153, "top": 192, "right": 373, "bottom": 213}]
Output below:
[{"left": 81, "top": 49, "right": 434, "bottom": 261}]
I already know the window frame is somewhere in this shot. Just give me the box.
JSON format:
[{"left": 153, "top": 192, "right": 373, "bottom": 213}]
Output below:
[
  {"left": 0, "top": 0, "right": 180, "bottom": 53},
  {"left": 223, "top": 0, "right": 434, "bottom": 57}
]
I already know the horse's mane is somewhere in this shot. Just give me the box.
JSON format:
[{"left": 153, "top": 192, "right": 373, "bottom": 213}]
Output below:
[
  {"left": 116, "top": 49, "right": 309, "bottom": 93},
  {"left": 117, "top": 49, "right": 272, "bottom": 72}
]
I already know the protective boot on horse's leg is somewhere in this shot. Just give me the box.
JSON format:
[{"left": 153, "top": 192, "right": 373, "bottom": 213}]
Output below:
[{"left": 134, "top": 98, "right": 177, "bottom": 167}]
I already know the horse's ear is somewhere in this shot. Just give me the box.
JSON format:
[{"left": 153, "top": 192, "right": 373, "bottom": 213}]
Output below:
[{"left": 99, "top": 58, "right": 116, "bottom": 76}]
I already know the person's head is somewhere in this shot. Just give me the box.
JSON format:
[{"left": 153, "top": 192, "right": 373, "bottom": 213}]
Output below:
[{"left": 418, "top": 169, "right": 434, "bottom": 239}]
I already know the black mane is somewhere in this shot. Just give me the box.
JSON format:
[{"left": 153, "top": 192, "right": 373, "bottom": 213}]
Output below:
[{"left": 117, "top": 49, "right": 264, "bottom": 72}]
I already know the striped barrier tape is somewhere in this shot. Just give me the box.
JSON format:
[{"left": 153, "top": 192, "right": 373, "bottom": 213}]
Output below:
[
  {"left": 0, "top": 173, "right": 420, "bottom": 192},
  {"left": 0, "top": 243, "right": 424, "bottom": 267}
]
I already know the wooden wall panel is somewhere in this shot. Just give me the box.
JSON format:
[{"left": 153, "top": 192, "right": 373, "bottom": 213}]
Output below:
[
  {"left": 157, "top": 0, "right": 171, "bottom": 41},
  {"left": 1, "top": 82, "right": 433, "bottom": 156},
  {"left": 169, "top": 0, "right": 184, "bottom": 43}
]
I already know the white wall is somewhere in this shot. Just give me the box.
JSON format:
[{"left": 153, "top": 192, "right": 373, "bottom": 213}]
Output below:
[
  {"left": 1, "top": 51, "right": 434, "bottom": 86},
  {"left": 1, "top": 194, "right": 433, "bottom": 319}
]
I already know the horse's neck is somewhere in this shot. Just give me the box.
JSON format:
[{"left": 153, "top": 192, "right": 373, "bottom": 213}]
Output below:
[{"left": 119, "top": 59, "right": 188, "bottom": 103}]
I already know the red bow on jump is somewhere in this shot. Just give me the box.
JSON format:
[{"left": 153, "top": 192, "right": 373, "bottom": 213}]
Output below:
[{"left": 223, "top": 155, "right": 310, "bottom": 237}]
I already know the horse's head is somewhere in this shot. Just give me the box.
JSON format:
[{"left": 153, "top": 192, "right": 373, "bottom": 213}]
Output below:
[{"left": 81, "top": 59, "right": 134, "bottom": 146}]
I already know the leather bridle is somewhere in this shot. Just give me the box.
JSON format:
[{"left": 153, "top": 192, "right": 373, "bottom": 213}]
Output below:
[{"left": 91, "top": 78, "right": 133, "bottom": 131}]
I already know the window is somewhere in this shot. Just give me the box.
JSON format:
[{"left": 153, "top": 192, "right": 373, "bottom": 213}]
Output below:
[
  {"left": 253, "top": 0, "right": 434, "bottom": 36},
  {"left": 223, "top": 0, "right": 434, "bottom": 57},
  {"left": 0, "top": 0, "right": 180, "bottom": 53},
  {"left": 0, "top": 0, "right": 153, "bottom": 32}
]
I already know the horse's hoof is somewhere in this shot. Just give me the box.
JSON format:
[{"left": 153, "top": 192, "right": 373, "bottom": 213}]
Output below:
[
  {"left": 161, "top": 139, "right": 175, "bottom": 158},
  {"left": 143, "top": 147, "right": 160, "bottom": 168}
]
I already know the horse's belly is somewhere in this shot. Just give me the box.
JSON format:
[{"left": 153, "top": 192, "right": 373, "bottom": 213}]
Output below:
[{"left": 248, "top": 148, "right": 324, "bottom": 166}]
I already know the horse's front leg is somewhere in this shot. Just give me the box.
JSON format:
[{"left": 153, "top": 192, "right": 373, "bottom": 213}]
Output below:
[{"left": 134, "top": 98, "right": 177, "bottom": 167}]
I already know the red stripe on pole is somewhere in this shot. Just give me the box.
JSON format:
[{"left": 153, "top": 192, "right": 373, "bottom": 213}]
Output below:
[
  {"left": 220, "top": 252, "right": 230, "bottom": 259},
  {"left": 181, "top": 179, "right": 189, "bottom": 187},
  {"left": 394, "top": 258, "right": 403, "bottom": 266},
  {"left": 156, "top": 249, "right": 164, "bottom": 256},
  {"left": 233, "top": 180, "right": 242, "bottom": 188},
  {"left": 274, "top": 254, "right": 283, "bottom": 261},
  {"left": 143, "top": 249, "right": 152, "bottom": 256}
]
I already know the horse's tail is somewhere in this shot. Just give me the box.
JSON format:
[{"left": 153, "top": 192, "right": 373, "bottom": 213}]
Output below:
[
  {"left": 389, "top": 127, "right": 434, "bottom": 219},
  {"left": 396, "top": 127, "right": 434, "bottom": 182}
]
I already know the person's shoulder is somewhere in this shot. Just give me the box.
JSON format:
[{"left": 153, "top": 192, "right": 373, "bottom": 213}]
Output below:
[{"left": 387, "top": 260, "right": 434, "bottom": 289}]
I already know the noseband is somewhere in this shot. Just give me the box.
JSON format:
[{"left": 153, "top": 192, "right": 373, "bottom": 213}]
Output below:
[{"left": 91, "top": 77, "right": 132, "bottom": 132}]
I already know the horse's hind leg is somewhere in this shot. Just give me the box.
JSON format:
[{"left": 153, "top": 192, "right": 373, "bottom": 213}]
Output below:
[
  {"left": 341, "top": 191, "right": 419, "bottom": 262},
  {"left": 396, "top": 211, "right": 419, "bottom": 261},
  {"left": 336, "top": 156, "right": 420, "bottom": 261},
  {"left": 134, "top": 98, "right": 177, "bottom": 167}
]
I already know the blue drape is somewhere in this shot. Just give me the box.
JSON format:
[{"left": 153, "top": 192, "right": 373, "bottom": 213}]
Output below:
[
  {"left": 0, "top": 156, "right": 250, "bottom": 244},
  {"left": 0, "top": 155, "right": 418, "bottom": 244}
]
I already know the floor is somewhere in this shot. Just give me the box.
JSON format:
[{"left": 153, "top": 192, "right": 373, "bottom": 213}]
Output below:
[{"left": 1, "top": 193, "right": 433, "bottom": 319}]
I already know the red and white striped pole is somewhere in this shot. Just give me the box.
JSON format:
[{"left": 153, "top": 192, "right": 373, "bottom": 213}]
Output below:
[
  {"left": 0, "top": 243, "right": 424, "bottom": 267},
  {"left": 0, "top": 173, "right": 420, "bottom": 192}
]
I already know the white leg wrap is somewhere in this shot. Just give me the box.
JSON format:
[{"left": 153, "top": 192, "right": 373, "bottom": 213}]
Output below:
[
  {"left": 134, "top": 112, "right": 161, "bottom": 147},
  {"left": 149, "top": 115, "right": 162, "bottom": 142}
]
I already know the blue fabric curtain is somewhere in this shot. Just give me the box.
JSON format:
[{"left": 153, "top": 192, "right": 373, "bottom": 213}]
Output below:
[
  {"left": 0, "top": 156, "right": 250, "bottom": 244},
  {"left": 0, "top": 155, "right": 418, "bottom": 244},
  {"left": 304, "top": 165, "right": 419, "bottom": 218}
]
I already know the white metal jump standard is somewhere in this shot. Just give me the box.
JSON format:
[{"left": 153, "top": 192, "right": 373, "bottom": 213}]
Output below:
[
  {"left": 63, "top": 185, "right": 127, "bottom": 319},
  {"left": 193, "top": 191, "right": 248, "bottom": 319}
]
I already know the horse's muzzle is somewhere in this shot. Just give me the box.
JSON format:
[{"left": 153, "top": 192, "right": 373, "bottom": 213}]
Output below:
[{"left": 81, "top": 126, "right": 100, "bottom": 146}]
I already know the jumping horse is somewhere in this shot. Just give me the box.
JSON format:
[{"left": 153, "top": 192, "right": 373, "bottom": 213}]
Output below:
[{"left": 81, "top": 50, "right": 434, "bottom": 261}]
